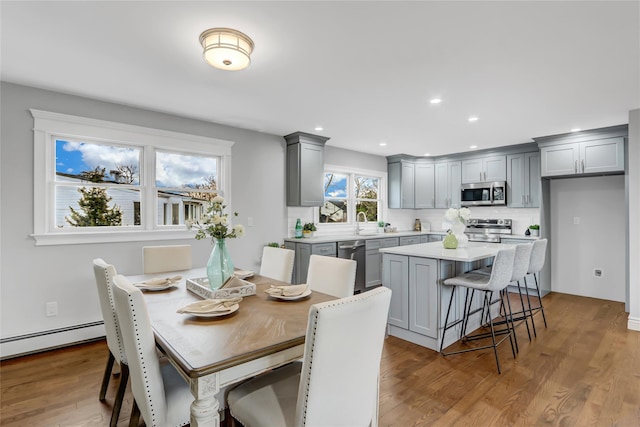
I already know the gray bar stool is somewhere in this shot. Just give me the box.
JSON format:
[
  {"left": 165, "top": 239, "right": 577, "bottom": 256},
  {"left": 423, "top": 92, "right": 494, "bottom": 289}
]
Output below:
[
  {"left": 525, "top": 238, "right": 549, "bottom": 331},
  {"left": 440, "top": 247, "right": 516, "bottom": 374},
  {"left": 472, "top": 243, "right": 535, "bottom": 346}
]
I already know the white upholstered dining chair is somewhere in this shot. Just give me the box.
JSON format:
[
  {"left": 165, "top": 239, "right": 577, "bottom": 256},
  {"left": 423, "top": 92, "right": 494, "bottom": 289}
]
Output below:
[
  {"left": 92, "top": 258, "right": 129, "bottom": 427},
  {"left": 306, "top": 254, "right": 357, "bottom": 298},
  {"left": 142, "top": 244, "right": 192, "bottom": 274},
  {"left": 111, "top": 274, "right": 192, "bottom": 427},
  {"left": 227, "top": 286, "right": 392, "bottom": 427},
  {"left": 259, "top": 246, "right": 295, "bottom": 283}
]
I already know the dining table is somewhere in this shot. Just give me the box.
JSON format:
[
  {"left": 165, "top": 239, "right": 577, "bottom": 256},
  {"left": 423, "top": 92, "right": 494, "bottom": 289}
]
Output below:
[{"left": 125, "top": 267, "right": 335, "bottom": 427}]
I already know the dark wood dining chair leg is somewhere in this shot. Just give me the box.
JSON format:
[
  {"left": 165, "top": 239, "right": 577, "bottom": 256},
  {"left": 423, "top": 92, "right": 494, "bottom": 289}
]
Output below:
[
  {"left": 110, "top": 363, "right": 129, "bottom": 427},
  {"left": 129, "top": 399, "right": 141, "bottom": 427},
  {"left": 99, "top": 351, "right": 115, "bottom": 401}
]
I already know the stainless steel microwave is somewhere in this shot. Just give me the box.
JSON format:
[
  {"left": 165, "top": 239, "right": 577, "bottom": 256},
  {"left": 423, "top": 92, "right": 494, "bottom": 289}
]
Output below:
[{"left": 460, "top": 181, "right": 506, "bottom": 206}]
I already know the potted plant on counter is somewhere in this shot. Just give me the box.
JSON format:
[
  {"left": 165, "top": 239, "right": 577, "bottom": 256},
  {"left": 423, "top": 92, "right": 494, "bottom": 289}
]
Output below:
[
  {"left": 529, "top": 224, "right": 540, "bottom": 236},
  {"left": 302, "top": 222, "right": 316, "bottom": 238}
]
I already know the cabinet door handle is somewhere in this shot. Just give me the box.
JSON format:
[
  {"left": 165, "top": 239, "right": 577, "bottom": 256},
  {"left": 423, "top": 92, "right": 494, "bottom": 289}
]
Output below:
[
  {"left": 526, "top": 195, "right": 530, "bottom": 205},
  {"left": 484, "top": 171, "right": 486, "bottom": 181},
  {"left": 480, "top": 172, "right": 482, "bottom": 181},
  {"left": 575, "top": 160, "right": 578, "bottom": 173},
  {"left": 581, "top": 160, "right": 584, "bottom": 173}
]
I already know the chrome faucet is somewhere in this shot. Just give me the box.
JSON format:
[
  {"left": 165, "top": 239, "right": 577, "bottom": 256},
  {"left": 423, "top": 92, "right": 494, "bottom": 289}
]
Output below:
[{"left": 356, "top": 211, "right": 368, "bottom": 234}]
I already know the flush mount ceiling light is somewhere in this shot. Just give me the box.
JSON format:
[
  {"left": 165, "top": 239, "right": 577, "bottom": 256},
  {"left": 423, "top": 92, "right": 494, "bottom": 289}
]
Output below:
[{"left": 199, "top": 28, "right": 254, "bottom": 71}]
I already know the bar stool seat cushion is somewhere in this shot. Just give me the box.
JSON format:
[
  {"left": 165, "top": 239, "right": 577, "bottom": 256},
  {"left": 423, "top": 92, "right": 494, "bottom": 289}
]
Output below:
[{"left": 443, "top": 272, "right": 492, "bottom": 290}]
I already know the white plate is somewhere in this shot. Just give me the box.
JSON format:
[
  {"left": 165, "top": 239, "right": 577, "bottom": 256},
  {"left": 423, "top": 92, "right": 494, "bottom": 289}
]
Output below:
[
  {"left": 136, "top": 284, "right": 177, "bottom": 292},
  {"left": 182, "top": 304, "right": 240, "bottom": 318},
  {"left": 234, "top": 270, "right": 254, "bottom": 279},
  {"left": 269, "top": 289, "right": 312, "bottom": 301}
]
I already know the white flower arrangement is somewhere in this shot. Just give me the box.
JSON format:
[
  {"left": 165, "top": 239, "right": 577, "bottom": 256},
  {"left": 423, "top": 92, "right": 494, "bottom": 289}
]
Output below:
[
  {"left": 445, "top": 207, "right": 471, "bottom": 224},
  {"left": 186, "top": 196, "right": 244, "bottom": 242}
]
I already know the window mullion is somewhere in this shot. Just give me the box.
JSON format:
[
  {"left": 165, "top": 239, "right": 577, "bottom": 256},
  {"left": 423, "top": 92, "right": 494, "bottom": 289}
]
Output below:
[{"left": 142, "top": 146, "right": 156, "bottom": 231}]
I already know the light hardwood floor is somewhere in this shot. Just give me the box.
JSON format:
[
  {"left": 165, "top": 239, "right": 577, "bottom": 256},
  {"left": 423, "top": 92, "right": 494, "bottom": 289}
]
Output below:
[{"left": 1, "top": 292, "right": 638, "bottom": 426}]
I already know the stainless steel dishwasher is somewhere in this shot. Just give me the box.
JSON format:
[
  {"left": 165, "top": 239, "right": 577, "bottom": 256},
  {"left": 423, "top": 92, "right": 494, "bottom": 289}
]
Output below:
[{"left": 338, "top": 240, "right": 366, "bottom": 294}]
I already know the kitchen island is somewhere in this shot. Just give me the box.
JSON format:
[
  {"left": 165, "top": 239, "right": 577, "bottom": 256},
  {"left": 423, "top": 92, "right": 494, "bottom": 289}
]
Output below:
[{"left": 380, "top": 241, "right": 514, "bottom": 352}]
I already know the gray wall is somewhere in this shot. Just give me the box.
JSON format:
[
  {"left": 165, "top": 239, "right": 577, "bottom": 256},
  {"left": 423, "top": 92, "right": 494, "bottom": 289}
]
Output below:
[
  {"left": 0, "top": 82, "right": 287, "bottom": 357},
  {"left": 324, "top": 145, "right": 387, "bottom": 172},
  {"left": 550, "top": 175, "right": 625, "bottom": 301}
]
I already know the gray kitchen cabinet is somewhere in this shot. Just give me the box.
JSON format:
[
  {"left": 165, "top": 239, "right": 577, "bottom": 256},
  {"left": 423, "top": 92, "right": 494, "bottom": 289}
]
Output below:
[
  {"left": 428, "top": 234, "right": 443, "bottom": 242},
  {"left": 399, "top": 235, "right": 421, "bottom": 246},
  {"left": 382, "top": 254, "right": 437, "bottom": 339},
  {"left": 414, "top": 161, "right": 435, "bottom": 208},
  {"left": 388, "top": 158, "right": 415, "bottom": 208},
  {"left": 285, "top": 132, "right": 329, "bottom": 207},
  {"left": 420, "top": 235, "right": 429, "bottom": 243},
  {"left": 284, "top": 241, "right": 336, "bottom": 284},
  {"left": 539, "top": 137, "right": 624, "bottom": 177},
  {"left": 383, "top": 254, "right": 409, "bottom": 329},
  {"left": 365, "top": 237, "right": 399, "bottom": 288},
  {"left": 507, "top": 152, "right": 540, "bottom": 208},
  {"left": 435, "top": 161, "right": 462, "bottom": 209},
  {"left": 408, "top": 257, "right": 438, "bottom": 338},
  {"left": 461, "top": 155, "right": 506, "bottom": 184}
]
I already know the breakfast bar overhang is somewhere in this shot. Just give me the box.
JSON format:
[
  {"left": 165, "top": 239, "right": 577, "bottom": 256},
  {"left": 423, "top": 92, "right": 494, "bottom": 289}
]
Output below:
[{"left": 380, "top": 241, "right": 513, "bottom": 352}]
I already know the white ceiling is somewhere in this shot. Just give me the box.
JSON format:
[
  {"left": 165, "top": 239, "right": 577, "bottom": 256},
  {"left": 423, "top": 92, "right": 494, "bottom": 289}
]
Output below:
[{"left": 1, "top": 1, "right": 638, "bottom": 157}]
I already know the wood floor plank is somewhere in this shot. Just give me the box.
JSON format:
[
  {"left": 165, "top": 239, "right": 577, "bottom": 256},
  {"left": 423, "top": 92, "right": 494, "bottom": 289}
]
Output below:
[{"left": 1, "top": 292, "right": 638, "bottom": 426}]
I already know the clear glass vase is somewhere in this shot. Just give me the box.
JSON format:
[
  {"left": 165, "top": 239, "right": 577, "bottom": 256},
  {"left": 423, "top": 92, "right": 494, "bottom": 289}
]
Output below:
[
  {"left": 206, "top": 238, "right": 234, "bottom": 290},
  {"left": 451, "top": 220, "right": 469, "bottom": 248}
]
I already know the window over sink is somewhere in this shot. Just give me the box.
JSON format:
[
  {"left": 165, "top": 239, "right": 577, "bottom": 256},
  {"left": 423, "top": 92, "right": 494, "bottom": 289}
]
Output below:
[{"left": 319, "top": 167, "right": 385, "bottom": 228}]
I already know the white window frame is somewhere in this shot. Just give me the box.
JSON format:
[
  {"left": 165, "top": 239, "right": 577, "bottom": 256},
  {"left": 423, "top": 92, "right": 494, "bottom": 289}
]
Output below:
[
  {"left": 316, "top": 164, "right": 387, "bottom": 232},
  {"left": 31, "top": 109, "right": 234, "bottom": 246}
]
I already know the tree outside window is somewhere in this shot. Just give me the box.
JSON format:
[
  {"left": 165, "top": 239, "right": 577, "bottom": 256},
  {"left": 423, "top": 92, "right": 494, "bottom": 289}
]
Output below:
[{"left": 320, "top": 172, "right": 380, "bottom": 224}]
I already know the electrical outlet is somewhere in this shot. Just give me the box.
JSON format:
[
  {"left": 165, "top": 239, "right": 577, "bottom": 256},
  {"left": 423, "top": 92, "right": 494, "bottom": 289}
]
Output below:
[
  {"left": 594, "top": 269, "right": 603, "bottom": 278},
  {"left": 247, "top": 217, "right": 253, "bottom": 227},
  {"left": 46, "top": 301, "right": 58, "bottom": 317},
  {"left": 573, "top": 216, "right": 580, "bottom": 225}
]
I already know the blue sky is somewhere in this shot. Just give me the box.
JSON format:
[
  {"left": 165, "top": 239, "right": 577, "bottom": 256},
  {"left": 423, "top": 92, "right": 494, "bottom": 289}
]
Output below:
[{"left": 55, "top": 139, "right": 218, "bottom": 188}]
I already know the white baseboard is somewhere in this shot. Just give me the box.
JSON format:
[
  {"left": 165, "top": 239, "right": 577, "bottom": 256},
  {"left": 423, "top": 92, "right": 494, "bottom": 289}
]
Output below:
[
  {"left": 0, "top": 322, "right": 105, "bottom": 359},
  {"left": 627, "top": 316, "right": 640, "bottom": 332}
]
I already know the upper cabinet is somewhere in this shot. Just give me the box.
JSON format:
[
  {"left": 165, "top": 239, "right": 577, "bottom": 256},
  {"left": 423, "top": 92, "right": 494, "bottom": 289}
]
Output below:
[
  {"left": 285, "top": 132, "right": 329, "bottom": 207},
  {"left": 435, "top": 161, "right": 461, "bottom": 209},
  {"left": 415, "top": 161, "right": 435, "bottom": 209},
  {"left": 507, "top": 152, "right": 540, "bottom": 208},
  {"left": 461, "top": 155, "right": 506, "bottom": 184},
  {"left": 388, "top": 157, "right": 435, "bottom": 209},
  {"left": 535, "top": 125, "right": 627, "bottom": 178}
]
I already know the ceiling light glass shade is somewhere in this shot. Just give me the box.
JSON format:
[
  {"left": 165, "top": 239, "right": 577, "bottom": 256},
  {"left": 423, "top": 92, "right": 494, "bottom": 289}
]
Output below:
[{"left": 199, "top": 28, "right": 254, "bottom": 71}]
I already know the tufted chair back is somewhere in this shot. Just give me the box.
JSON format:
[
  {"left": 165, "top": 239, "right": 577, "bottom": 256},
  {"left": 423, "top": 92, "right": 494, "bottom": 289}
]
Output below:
[
  {"left": 259, "top": 246, "right": 295, "bottom": 283},
  {"left": 295, "top": 286, "right": 392, "bottom": 426},
  {"left": 111, "top": 274, "right": 169, "bottom": 426},
  {"left": 93, "top": 258, "right": 126, "bottom": 364},
  {"left": 306, "top": 255, "right": 357, "bottom": 298}
]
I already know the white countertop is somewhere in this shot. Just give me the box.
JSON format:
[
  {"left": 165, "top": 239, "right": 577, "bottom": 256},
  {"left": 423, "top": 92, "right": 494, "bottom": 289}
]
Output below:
[
  {"left": 284, "top": 230, "right": 446, "bottom": 244},
  {"left": 379, "top": 241, "right": 513, "bottom": 262}
]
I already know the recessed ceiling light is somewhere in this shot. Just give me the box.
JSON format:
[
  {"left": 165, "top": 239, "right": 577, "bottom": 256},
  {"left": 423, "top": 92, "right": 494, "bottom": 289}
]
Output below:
[
  {"left": 424, "top": 153, "right": 431, "bottom": 156},
  {"left": 430, "top": 98, "right": 442, "bottom": 104},
  {"left": 468, "top": 116, "right": 479, "bottom": 122},
  {"left": 571, "top": 128, "right": 581, "bottom": 132},
  {"left": 469, "top": 145, "right": 478, "bottom": 149},
  {"left": 314, "top": 126, "right": 323, "bottom": 131},
  {"left": 379, "top": 142, "right": 387, "bottom": 147}
]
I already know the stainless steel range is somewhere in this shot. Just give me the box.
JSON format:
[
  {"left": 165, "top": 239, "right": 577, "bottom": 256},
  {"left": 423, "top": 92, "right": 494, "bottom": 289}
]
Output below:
[{"left": 465, "top": 218, "right": 512, "bottom": 243}]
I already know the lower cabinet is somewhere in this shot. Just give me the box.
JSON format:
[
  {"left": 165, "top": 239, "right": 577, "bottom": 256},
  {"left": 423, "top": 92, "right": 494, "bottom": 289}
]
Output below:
[
  {"left": 365, "top": 237, "right": 399, "bottom": 288},
  {"left": 284, "top": 241, "right": 336, "bottom": 284},
  {"left": 383, "top": 255, "right": 437, "bottom": 340},
  {"left": 382, "top": 253, "right": 499, "bottom": 351}
]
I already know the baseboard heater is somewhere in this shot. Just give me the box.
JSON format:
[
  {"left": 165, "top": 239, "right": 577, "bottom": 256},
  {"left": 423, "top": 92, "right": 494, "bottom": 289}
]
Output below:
[{"left": 0, "top": 321, "right": 105, "bottom": 360}]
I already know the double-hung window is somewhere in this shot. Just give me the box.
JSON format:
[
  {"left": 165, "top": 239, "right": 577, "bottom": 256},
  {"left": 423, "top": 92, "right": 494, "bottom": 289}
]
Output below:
[
  {"left": 32, "top": 110, "right": 233, "bottom": 245},
  {"left": 319, "top": 167, "right": 384, "bottom": 227}
]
